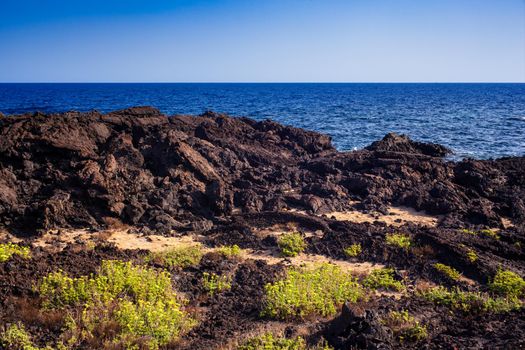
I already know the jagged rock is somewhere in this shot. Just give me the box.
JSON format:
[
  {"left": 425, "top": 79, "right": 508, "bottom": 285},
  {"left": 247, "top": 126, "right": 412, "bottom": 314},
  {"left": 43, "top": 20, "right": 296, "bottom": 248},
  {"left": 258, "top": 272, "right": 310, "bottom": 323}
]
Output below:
[
  {"left": 324, "top": 302, "right": 393, "bottom": 349},
  {"left": 0, "top": 107, "right": 523, "bottom": 235},
  {"left": 366, "top": 132, "right": 451, "bottom": 157}
]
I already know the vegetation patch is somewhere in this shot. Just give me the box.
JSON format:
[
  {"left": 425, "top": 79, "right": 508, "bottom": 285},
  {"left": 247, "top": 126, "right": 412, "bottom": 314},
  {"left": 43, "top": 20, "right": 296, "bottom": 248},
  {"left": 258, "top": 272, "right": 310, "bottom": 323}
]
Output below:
[
  {"left": 489, "top": 270, "right": 525, "bottom": 298},
  {"left": 202, "top": 272, "right": 232, "bottom": 296},
  {"left": 0, "top": 323, "right": 49, "bottom": 350},
  {"left": 344, "top": 243, "right": 362, "bottom": 258},
  {"left": 0, "top": 243, "right": 31, "bottom": 263},
  {"left": 382, "top": 310, "right": 428, "bottom": 343},
  {"left": 433, "top": 263, "right": 461, "bottom": 281},
  {"left": 238, "top": 332, "right": 332, "bottom": 350},
  {"left": 238, "top": 333, "right": 305, "bottom": 350},
  {"left": 277, "top": 232, "right": 306, "bottom": 257},
  {"left": 385, "top": 233, "right": 411, "bottom": 250},
  {"left": 459, "top": 228, "right": 477, "bottom": 235},
  {"left": 37, "top": 260, "right": 195, "bottom": 349},
  {"left": 261, "top": 263, "right": 365, "bottom": 320},
  {"left": 466, "top": 250, "right": 478, "bottom": 263},
  {"left": 421, "top": 286, "right": 522, "bottom": 314},
  {"left": 363, "top": 268, "right": 405, "bottom": 292},
  {"left": 216, "top": 244, "right": 242, "bottom": 258},
  {"left": 147, "top": 244, "right": 203, "bottom": 269},
  {"left": 481, "top": 229, "right": 500, "bottom": 240}
]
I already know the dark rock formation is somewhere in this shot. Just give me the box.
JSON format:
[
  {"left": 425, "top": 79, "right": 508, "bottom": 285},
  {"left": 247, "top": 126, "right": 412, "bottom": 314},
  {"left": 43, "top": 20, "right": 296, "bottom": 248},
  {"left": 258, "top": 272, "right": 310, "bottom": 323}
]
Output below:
[
  {"left": 366, "top": 132, "right": 451, "bottom": 157},
  {"left": 0, "top": 107, "right": 523, "bottom": 235}
]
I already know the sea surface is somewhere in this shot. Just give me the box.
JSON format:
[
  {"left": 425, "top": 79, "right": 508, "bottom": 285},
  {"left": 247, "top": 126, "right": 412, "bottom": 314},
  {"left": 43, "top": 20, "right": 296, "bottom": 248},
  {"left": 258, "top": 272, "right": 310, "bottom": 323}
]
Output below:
[{"left": 0, "top": 83, "right": 524, "bottom": 159}]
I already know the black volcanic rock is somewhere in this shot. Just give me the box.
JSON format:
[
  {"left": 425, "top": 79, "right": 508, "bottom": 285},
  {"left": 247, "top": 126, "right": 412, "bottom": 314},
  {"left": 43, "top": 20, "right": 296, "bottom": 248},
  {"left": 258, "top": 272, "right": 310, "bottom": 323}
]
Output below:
[
  {"left": 0, "top": 107, "right": 523, "bottom": 235},
  {"left": 366, "top": 132, "right": 451, "bottom": 157}
]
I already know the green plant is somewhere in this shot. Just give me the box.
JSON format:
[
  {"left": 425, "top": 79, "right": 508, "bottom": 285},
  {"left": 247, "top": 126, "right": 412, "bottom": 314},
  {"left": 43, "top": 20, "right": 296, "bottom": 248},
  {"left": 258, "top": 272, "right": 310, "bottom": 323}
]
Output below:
[
  {"left": 385, "top": 233, "right": 411, "bottom": 250},
  {"left": 363, "top": 268, "right": 405, "bottom": 292},
  {"left": 489, "top": 269, "right": 525, "bottom": 298},
  {"left": 433, "top": 263, "right": 461, "bottom": 281},
  {"left": 421, "top": 286, "right": 522, "bottom": 314},
  {"left": 261, "top": 263, "right": 365, "bottom": 320},
  {"left": 382, "top": 310, "right": 427, "bottom": 343},
  {"left": 0, "top": 323, "right": 46, "bottom": 350},
  {"left": 37, "top": 260, "right": 194, "bottom": 349},
  {"left": 466, "top": 250, "right": 478, "bottom": 263},
  {"left": 148, "top": 244, "right": 203, "bottom": 268},
  {"left": 216, "top": 244, "right": 242, "bottom": 258},
  {"left": 202, "top": 272, "right": 231, "bottom": 296},
  {"left": 0, "top": 243, "right": 31, "bottom": 263},
  {"left": 480, "top": 229, "right": 500, "bottom": 240},
  {"left": 278, "top": 232, "right": 306, "bottom": 257},
  {"left": 238, "top": 333, "right": 306, "bottom": 350},
  {"left": 238, "top": 333, "right": 333, "bottom": 350},
  {"left": 459, "top": 228, "right": 477, "bottom": 235},
  {"left": 344, "top": 244, "right": 362, "bottom": 258}
]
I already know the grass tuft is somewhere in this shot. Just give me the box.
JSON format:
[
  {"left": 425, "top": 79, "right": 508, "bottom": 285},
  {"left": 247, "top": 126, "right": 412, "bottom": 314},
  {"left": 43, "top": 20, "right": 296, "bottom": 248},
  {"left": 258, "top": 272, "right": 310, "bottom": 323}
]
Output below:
[
  {"left": 421, "top": 286, "right": 522, "bottom": 314},
  {"left": 459, "top": 228, "right": 477, "bottom": 235},
  {"left": 277, "top": 232, "right": 306, "bottom": 257},
  {"left": 261, "top": 263, "right": 365, "bottom": 320},
  {"left": 202, "top": 272, "right": 231, "bottom": 296},
  {"left": 363, "top": 268, "right": 405, "bottom": 292},
  {"left": 147, "top": 244, "right": 203, "bottom": 269},
  {"left": 480, "top": 229, "right": 500, "bottom": 240},
  {"left": 344, "top": 244, "right": 362, "bottom": 258},
  {"left": 238, "top": 333, "right": 305, "bottom": 350},
  {"left": 489, "top": 269, "right": 525, "bottom": 298},
  {"left": 385, "top": 233, "right": 411, "bottom": 250},
  {"left": 216, "top": 244, "right": 242, "bottom": 258},
  {"left": 433, "top": 263, "right": 461, "bottom": 281},
  {"left": 382, "top": 310, "right": 428, "bottom": 343},
  {"left": 0, "top": 243, "right": 31, "bottom": 263},
  {"left": 466, "top": 250, "right": 478, "bottom": 263}
]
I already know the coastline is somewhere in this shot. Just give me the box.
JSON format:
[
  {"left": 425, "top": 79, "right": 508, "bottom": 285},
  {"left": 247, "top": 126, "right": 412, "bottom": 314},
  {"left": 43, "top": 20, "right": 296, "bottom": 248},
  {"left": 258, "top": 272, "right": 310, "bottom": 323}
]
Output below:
[{"left": 1, "top": 106, "right": 524, "bottom": 349}]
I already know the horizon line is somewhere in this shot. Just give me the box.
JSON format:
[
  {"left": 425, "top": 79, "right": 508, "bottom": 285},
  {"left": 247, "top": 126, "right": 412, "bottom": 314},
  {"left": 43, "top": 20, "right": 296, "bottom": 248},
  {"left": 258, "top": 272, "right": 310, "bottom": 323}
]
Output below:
[{"left": 1, "top": 81, "right": 524, "bottom": 84}]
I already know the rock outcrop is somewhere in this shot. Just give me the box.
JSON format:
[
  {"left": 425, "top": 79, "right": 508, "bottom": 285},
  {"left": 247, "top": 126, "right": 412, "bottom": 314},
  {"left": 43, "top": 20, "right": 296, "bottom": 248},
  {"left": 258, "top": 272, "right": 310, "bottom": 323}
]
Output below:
[{"left": 0, "top": 107, "right": 523, "bottom": 235}]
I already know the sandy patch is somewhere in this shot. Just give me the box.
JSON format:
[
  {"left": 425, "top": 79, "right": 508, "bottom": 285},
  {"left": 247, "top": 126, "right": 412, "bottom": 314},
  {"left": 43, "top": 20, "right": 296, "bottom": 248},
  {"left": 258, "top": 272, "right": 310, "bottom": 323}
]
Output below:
[
  {"left": 106, "top": 230, "right": 205, "bottom": 252},
  {"left": 255, "top": 223, "right": 324, "bottom": 239},
  {"left": 28, "top": 228, "right": 206, "bottom": 253},
  {"left": 326, "top": 205, "right": 440, "bottom": 227},
  {"left": 0, "top": 230, "right": 22, "bottom": 243}
]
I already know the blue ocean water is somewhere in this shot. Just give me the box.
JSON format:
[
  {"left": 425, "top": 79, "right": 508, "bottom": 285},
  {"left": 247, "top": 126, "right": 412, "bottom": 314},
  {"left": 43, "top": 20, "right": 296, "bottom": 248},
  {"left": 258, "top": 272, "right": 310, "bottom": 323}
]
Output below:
[{"left": 0, "top": 83, "right": 524, "bottom": 159}]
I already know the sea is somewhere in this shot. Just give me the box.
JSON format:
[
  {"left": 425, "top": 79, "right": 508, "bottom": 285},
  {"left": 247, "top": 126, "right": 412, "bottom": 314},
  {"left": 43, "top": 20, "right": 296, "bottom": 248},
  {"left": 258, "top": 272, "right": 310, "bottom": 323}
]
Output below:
[{"left": 0, "top": 83, "right": 524, "bottom": 159}]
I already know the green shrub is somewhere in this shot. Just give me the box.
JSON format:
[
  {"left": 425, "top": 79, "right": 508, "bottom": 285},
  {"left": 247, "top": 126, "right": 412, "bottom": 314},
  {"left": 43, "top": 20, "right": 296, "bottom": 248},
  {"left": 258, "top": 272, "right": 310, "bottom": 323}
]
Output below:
[
  {"left": 466, "top": 250, "right": 478, "bottom": 263},
  {"left": 202, "top": 272, "right": 231, "bottom": 296},
  {"left": 0, "top": 323, "right": 47, "bottom": 350},
  {"left": 489, "top": 270, "right": 525, "bottom": 298},
  {"left": 481, "top": 229, "right": 500, "bottom": 240},
  {"left": 37, "top": 260, "right": 194, "bottom": 349},
  {"left": 148, "top": 245, "right": 203, "bottom": 268},
  {"left": 382, "top": 310, "right": 427, "bottom": 343},
  {"left": 216, "top": 244, "right": 242, "bottom": 258},
  {"left": 238, "top": 333, "right": 305, "bottom": 350},
  {"left": 238, "top": 333, "right": 333, "bottom": 350},
  {"left": 261, "top": 263, "right": 365, "bottom": 320},
  {"left": 0, "top": 243, "right": 31, "bottom": 263},
  {"left": 421, "top": 286, "right": 522, "bottom": 313},
  {"left": 433, "top": 263, "right": 461, "bottom": 281},
  {"left": 344, "top": 244, "right": 362, "bottom": 258},
  {"left": 278, "top": 232, "right": 306, "bottom": 257},
  {"left": 385, "top": 233, "right": 411, "bottom": 250},
  {"left": 459, "top": 228, "right": 477, "bottom": 235},
  {"left": 363, "top": 268, "right": 404, "bottom": 292}
]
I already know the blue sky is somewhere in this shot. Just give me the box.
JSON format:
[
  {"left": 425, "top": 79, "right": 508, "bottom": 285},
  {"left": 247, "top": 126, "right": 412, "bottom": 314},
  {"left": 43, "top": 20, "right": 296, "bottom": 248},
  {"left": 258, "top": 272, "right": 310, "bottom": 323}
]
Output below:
[{"left": 0, "top": 0, "right": 524, "bottom": 82}]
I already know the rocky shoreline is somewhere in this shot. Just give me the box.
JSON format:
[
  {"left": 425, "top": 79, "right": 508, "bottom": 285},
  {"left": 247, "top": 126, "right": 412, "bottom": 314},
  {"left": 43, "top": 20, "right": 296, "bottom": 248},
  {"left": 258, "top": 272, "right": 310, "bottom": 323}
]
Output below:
[{"left": 0, "top": 107, "right": 524, "bottom": 349}]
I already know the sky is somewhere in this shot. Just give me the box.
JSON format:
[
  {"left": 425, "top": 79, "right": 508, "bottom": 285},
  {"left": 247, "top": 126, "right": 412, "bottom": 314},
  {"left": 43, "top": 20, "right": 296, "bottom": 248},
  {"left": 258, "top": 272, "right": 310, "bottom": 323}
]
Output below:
[{"left": 0, "top": 0, "right": 524, "bottom": 82}]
